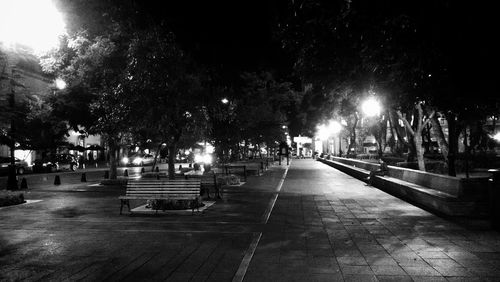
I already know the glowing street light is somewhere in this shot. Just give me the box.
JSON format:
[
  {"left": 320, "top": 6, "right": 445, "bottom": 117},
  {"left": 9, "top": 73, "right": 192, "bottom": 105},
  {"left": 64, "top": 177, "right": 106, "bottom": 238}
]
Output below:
[
  {"left": 317, "top": 120, "right": 342, "bottom": 140},
  {"left": 55, "top": 78, "right": 67, "bottom": 90},
  {"left": 0, "top": 0, "right": 66, "bottom": 54},
  {"left": 493, "top": 132, "right": 500, "bottom": 142},
  {"left": 0, "top": 0, "right": 66, "bottom": 190},
  {"left": 361, "top": 97, "right": 381, "bottom": 117},
  {"left": 221, "top": 98, "right": 229, "bottom": 104}
]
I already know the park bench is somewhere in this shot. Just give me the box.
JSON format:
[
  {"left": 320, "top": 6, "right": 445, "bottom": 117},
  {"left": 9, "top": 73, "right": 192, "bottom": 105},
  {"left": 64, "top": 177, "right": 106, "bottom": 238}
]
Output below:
[
  {"left": 185, "top": 172, "right": 222, "bottom": 199},
  {"left": 223, "top": 165, "right": 247, "bottom": 182},
  {"left": 119, "top": 179, "right": 201, "bottom": 215}
]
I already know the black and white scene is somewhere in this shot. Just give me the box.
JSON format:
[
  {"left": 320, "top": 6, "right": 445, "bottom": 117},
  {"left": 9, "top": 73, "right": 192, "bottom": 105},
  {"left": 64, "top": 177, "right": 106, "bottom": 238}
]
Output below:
[{"left": 1, "top": 0, "right": 500, "bottom": 281}]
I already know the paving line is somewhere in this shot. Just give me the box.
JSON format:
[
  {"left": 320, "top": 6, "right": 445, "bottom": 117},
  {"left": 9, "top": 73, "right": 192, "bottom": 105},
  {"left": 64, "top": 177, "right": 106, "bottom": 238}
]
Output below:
[
  {"left": 232, "top": 232, "right": 262, "bottom": 282},
  {"left": 261, "top": 162, "right": 290, "bottom": 224},
  {"left": 233, "top": 162, "right": 291, "bottom": 282}
]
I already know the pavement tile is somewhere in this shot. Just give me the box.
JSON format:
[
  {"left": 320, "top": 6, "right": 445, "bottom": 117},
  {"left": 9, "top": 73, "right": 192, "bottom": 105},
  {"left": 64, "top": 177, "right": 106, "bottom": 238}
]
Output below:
[
  {"left": 342, "top": 274, "right": 378, "bottom": 281},
  {"left": 340, "top": 265, "right": 375, "bottom": 275},
  {"left": 401, "top": 265, "right": 442, "bottom": 276},
  {"left": 376, "top": 275, "right": 413, "bottom": 282},
  {"left": 433, "top": 266, "right": 475, "bottom": 277},
  {"left": 410, "top": 276, "right": 448, "bottom": 282},
  {"left": 337, "top": 256, "right": 368, "bottom": 266},
  {"left": 370, "top": 265, "right": 407, "bottom": 275}
]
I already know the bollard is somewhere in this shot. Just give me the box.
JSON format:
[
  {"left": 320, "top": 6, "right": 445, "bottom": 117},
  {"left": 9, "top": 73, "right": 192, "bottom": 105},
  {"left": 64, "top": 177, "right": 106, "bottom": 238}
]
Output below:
[
  {"left": 54, "top": 175, "right": 61, "bottom": 185},
  {"left": 20, "top": 178, "right": 28, "bottom": 189},
  {"left": 104, "top": 171, "right": 109, "bottom": 179},
  {"left": 81, "top": 172, "right": 87, "bottom": 182},
  {"left": 141, "top": 167, "right": 145, "bottom": 174},
  {"left": 179, "top": 165, "right": 182, "bottom": 171},
  {"left": 155, "top": 166, "right": 160, "bottom": 173},
  {"left": 189, "top": 163, "right": 192, "bottom": 168},
  {"left": 124, "top": 169, "right": 129, "bottom": 177},
  {"left": 157, "top": 174, "right": 160, "bottom": 180}
]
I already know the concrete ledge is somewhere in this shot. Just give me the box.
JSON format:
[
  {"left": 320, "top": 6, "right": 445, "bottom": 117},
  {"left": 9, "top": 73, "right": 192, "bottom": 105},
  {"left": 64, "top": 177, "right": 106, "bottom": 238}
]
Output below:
[{"left": 318, "top": 158, "right": 481, "bottom": 217}]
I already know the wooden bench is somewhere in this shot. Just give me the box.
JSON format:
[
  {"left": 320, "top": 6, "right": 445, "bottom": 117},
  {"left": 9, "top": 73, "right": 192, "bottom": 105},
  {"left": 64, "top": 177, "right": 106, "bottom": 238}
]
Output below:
[
  {"left": 119, "top": 179, "right": 201, "bottom": 214},
  {"left": 185, "top": 172, "right": 222, "bottom": 199},
  {"left": 223, "top": 165, "right": 247, "bottom": 182}
]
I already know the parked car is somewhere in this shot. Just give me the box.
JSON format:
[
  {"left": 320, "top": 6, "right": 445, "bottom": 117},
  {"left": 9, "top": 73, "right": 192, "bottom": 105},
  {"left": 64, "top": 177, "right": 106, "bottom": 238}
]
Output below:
[
  {"left": 121, "top": 153, "right": 155, "bottom": 166},
  {"left": 33, "top": 154, "right": 79, "bottom": 173},
  {"left": 0, "top": 157, "right": 28, "bottom": 175}
]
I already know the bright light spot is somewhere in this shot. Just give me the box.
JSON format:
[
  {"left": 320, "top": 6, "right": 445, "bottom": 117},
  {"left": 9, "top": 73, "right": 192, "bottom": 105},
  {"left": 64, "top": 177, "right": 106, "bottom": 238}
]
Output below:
[
  {"left": 205, "top": 144, "right": 214, "bottom": 154},
  {"left": 194, "top": 154, "right": 212, "bottom": 164},
  {"left": 317, "top": 124, "right": 329, "bottom": 140},
  {"left": 221, "top": 98, "right": 229, "bottom": 104},
  {"left": 121, "top": 157, "right": 129, "bottom": 164},
  {"left": 55, "top": 78, "right": 66, "bottom": 90},
  {"left": 132, "top": 157, "right": 143, "bottom": 165},
  {"left": 282, "top": 125, "right": 287, "bottom": 129},
  {"left": 202, "top": 154, "right": 212, "bottom": 164},
  {"left": 0, "top": 0, "right": 66, "bottom": 54},
  {"left": 493, "top": 132, "right": 500, "bottom": 142},
  {"left": 316, "top": 120, "right": 342, "bottom": 140},
  {"left": 361, "top": 97, "right": 381, "bottom": 117}
]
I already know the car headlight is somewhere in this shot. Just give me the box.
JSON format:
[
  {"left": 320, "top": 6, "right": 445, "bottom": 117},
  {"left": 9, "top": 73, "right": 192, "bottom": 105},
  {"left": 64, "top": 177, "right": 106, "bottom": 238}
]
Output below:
[
  {"left": 133, "top": 157, "right": 143, "bottom": 165},
  {"left": 122, "top": 157, "right": 129, "bottom": 164}
]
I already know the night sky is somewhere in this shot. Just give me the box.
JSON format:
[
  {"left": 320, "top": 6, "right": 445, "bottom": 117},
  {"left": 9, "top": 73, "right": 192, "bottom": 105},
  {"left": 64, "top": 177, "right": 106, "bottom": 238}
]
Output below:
[{"left": 134, "top": 0, "right": 291, "bottom": 78}]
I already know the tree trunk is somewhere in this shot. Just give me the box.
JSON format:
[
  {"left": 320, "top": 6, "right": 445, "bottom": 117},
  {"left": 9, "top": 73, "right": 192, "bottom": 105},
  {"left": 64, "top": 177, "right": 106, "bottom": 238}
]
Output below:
[
  {"left": 396, "top": 104, "right": 434, "bottom": 171},
  {"left": 108, "top": 139, "right": 118, "bottom": 180},
  {"left": 168, "top": 144, "right": 176, "bottom": 180},
  {"left": 430, "top": 114, "right": 449, "bottom": 159},
  {"left": 463, "top": 127, "right": 470, "bottom": 178},
  {"left": 347, "top": 114, "right": 358, "bottom": 155},
  {"left": 415, "top": 131, "right": 426, "bottom": 171},
  {"left": 447, "top": 114, "right": 458, "bottom": 176}
]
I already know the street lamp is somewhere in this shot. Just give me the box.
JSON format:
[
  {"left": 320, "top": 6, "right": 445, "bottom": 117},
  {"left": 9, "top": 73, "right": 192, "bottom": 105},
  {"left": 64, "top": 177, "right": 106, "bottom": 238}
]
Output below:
[
  {"left": 361, "top": 97, "right": 381, "bottom": 117},
  {"left": 221, "top": 98, "right": 229, "bottom": 104},
  {"left": 1, "top": 0, "right": 66, "bottom": 190},
  {"left": 55, "top": 78, "right": 67, "bottom": 90}
]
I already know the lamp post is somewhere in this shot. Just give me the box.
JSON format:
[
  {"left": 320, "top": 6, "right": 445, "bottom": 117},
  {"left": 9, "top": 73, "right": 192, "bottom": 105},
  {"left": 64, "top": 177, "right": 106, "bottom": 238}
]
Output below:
[{"left": 1, "top": 0, "right": 65, "bottom": 190}]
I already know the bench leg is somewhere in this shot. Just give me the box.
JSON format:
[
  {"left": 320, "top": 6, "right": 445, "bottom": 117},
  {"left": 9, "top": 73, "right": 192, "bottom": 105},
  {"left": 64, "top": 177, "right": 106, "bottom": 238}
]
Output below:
[{"left": 120, "top": 199, "right": 131, "bottom": 215}]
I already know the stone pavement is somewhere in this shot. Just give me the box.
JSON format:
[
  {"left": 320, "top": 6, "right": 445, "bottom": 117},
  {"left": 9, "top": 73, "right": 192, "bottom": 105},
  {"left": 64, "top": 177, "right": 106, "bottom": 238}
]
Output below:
[{"left": 1, "top": 159, "right": 500, "bottom": 281}]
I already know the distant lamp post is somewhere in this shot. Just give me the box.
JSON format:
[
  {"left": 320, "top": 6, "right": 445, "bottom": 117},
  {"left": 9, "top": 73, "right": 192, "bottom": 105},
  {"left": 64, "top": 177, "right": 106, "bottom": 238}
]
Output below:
[
  {"left": 0, "top": 0, "right": 66, "bottom": 190},
  {"left": 361, "top": 97, "right": 381, "bottom": 117},
  {"left": 221, "top": 98, "right": 229, "bottom": 104}
]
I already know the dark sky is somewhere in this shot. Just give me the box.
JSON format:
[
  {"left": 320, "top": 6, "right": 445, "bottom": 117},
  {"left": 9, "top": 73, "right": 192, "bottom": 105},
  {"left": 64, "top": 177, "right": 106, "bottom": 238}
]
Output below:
[{"left": 135, "top": 0, "right": 291, "bottom": 77}]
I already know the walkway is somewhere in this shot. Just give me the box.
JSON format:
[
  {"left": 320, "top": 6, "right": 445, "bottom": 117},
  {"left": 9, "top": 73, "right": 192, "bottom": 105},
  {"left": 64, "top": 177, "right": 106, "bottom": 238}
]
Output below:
[
  {"left": 0, "top": 159, "right": 499, "bottom": 281},
  {"left": 245, "top": 159, "right": 500, "bottom": 281}
]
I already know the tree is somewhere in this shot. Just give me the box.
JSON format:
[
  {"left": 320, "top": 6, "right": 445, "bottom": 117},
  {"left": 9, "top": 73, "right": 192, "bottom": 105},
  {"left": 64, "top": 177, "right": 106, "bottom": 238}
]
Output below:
[
  {"left": 41, "top": 24, "right": 135, "bottom": 179},
  {"left": 125, "top": 27, "right": 207, "bottom": 179}
]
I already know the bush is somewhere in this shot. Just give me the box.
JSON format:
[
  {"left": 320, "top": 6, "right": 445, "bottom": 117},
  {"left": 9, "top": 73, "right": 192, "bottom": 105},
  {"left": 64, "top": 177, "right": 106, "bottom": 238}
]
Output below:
[
  {"left": 0, "top": 191, "right": 25, "bottom": 207},
  {"left": 148, "top": 199, "right": 204, "bottom": 210}
]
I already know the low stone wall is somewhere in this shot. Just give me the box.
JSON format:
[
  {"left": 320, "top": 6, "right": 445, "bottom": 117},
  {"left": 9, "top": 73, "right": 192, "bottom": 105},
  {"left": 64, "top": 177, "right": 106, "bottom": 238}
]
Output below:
[
  {"left": 329, "top": 157, "right": 463, "bottom": 197},
  {"left": 319, "top": 157, "right": 489, "bottom": 217}
]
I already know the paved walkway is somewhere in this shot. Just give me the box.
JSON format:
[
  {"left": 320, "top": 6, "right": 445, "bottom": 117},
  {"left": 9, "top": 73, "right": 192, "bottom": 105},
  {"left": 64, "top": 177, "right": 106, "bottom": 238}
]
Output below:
[{"left": 1, "top": 159, "right": 500, "bottom": 281}]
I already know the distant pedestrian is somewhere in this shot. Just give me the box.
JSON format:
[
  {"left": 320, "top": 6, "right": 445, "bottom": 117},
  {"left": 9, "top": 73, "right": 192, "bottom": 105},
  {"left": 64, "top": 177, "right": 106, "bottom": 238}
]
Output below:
[{"left": 366, "top": 159, "right": 388, "bottom": 186}]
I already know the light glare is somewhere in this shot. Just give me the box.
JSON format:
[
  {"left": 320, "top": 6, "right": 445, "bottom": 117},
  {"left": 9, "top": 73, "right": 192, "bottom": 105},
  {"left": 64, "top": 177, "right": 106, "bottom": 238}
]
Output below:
[
  {"left": 0, "top": 0, "right": 66, "bottom": 53},
  {"left": 362, "top": 97, "right": 381, "bottom": 117}
]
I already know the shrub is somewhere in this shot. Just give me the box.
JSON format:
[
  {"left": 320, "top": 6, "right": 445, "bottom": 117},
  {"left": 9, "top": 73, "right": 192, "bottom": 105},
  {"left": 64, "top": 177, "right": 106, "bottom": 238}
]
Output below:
[{"left": 0, "top": 191, "right": 25, "bottom": 207}]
